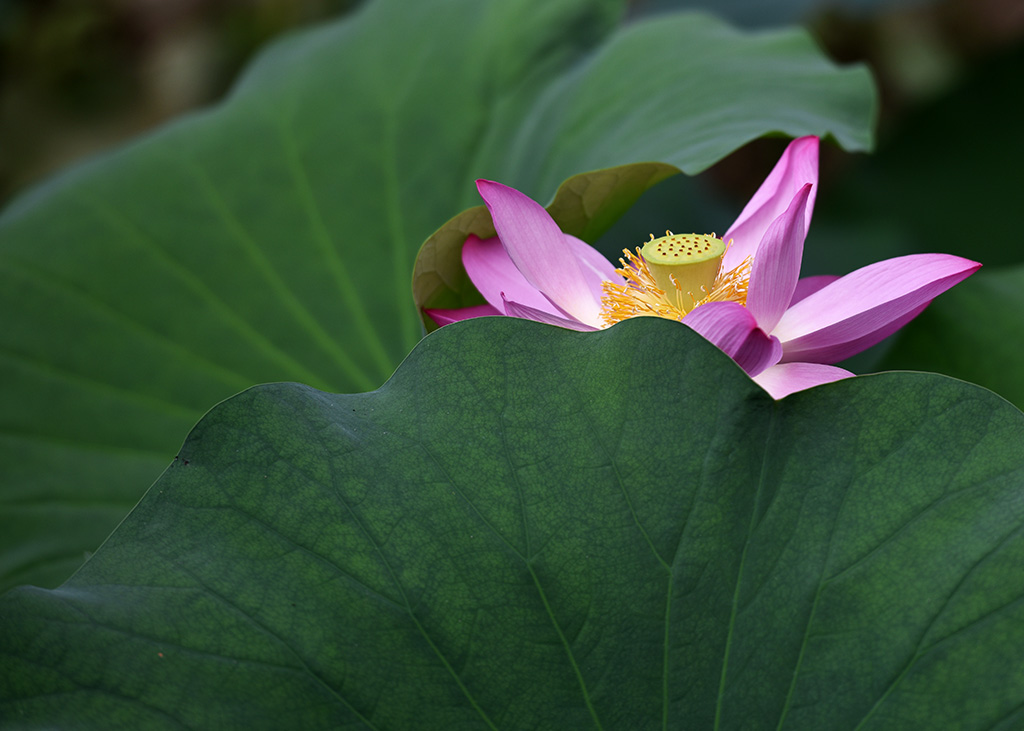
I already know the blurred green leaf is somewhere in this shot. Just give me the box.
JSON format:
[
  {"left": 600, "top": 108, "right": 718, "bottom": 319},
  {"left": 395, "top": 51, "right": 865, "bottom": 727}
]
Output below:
[
  {"left": 3, "top": 317, "right": 1023, "bottom": 728},
  {"left": 0, "top": 0, "right": 876, "bottom": 592}
]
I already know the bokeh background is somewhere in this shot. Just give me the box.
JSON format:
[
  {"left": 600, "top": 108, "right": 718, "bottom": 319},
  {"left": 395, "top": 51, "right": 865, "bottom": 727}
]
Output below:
[
  {"left": 0, "top": 0, "right": 357, "bottom": 203},
  {"left": 3, "top": 0, "right": 1023, "bottom": 208}
]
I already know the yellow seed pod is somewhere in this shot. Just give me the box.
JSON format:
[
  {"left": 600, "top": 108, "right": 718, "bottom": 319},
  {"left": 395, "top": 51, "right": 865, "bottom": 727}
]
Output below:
[{"left": 641, "top": 232, "right": 726, "bottom": 310}]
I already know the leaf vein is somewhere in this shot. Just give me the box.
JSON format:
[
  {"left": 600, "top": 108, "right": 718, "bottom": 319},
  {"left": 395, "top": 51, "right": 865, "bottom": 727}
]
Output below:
[{"left": 176, "top": 155, "right": 377, "bottom": 391}]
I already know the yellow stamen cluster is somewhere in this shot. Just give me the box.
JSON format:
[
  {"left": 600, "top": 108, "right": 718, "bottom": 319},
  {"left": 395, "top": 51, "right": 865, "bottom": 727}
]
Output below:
[{"left": 600, "top": 233, "right": 753, "bottom": 327}]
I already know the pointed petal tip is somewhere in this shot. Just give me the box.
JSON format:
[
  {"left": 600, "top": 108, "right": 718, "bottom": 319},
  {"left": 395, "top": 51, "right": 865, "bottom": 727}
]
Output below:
[
  {"left": 753, "top": 362, "right": 853, "bottom": 399},
  {"left": 502, "top": 296, "right": 598, "bottom": 331},
  {"left": 792, "top": 135, "right": 820, "bottom": 150},
  {"left": 775, "top": 253, "right": 983, "bottom": 363},
  {"left": 474, "top": 180, "right": 608, "bottom": 327},
  {"left": 931, "top": 253, "right": 982, "bottom": 274},
  {"left": 786, "top": 136, "right": 820, "bottom": 166},
  {"left": 746, "top": 181, "right": 814, "bottom": 332},
  {"left": 780, "top": 137, "right": 819, "bottom": 175},
  {"left": 722, "top": 136, "right": 820, "bottom": 270}
]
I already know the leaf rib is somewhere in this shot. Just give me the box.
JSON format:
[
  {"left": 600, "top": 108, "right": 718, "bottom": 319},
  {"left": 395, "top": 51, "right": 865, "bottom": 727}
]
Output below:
[
  {"left": 564, "top": 358, "right": 669, "bottom": 570},
  {"left": 0, "top": 347, "right": 201, "bottom": 421},
  {"left": 317, "top": 432, "right": 500, "bottom": 730},
  {"left": 851, "top": 519, "right": 1024, "bottom": 730},
  {"left": 500, "top": 408, "right": 532, "bottom": 560},
  {"left": 275, "top": 119, "right": 396, "bottom": 379},
  {"left": 0, "top": 256, "right": 255, "bottom": 393},
  {"left": 662, "top": 575, "right": 673, "bottom": 731},
  {"left": 3, "top": 674, "right": 190, "bottom": 730},
  {"left": 178, "top": 156, "right": 379, "bottom": 391},
  {"left": 392, "top": 389, "right": 603, "bottom": 726},
  {"left": 411, "top": 436, "right": 528, "bottom": 562},
  {"left": 151, "top": 555, "right": 385, "bottom": 730},
  {"left": 45, "top": 598, "right": 331, "bottom": 679},
  {"left": 823, "top": 478, "right": 985, "bottom": 589},
  {"left": 75, "top": 193, "right": 334, "bottom": 389},
  {"left": 988, "top": 698, "right": 1024, "bottom": 730},
  {"left": 380, "top": 90, "right": 423, "bottom": 352},
  {"left": 0, "top": 429, "right": 170, "bottom": 459},
  {"left": 605, "top": 453, "right": 674, "bottom": 729},
  {"left": 527, "top": 565, "right": 606, "bottom": 731},
  {"left": 188, "top": 497, "right": 408, "bottom": 615},
  {"left": 714, "top": 407, "right": 779, "bottom": 730},
  {"left": 774, "top": 475, "right": 856, "bottom": 730}
]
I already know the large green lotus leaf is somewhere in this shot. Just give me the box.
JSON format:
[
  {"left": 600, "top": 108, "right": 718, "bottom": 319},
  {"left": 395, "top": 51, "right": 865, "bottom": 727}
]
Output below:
[
  {"left": 2, "top": 317, "right": 1023, "bottom": 728},
  {"left": 874, "top": 265, "right": 1024, "bottom": 410},
  {"left": 0, "top": 0, "right": 875, "bottom": 592}
]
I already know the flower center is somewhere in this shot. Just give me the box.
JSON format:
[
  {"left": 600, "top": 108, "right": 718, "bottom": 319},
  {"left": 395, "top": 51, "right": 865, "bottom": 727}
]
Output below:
[
  {"left": 642, "top": 232, "right": 726, "bottom": 301},
  {"left": 599, "top": 231, "right": 752, "bottom": 327}
]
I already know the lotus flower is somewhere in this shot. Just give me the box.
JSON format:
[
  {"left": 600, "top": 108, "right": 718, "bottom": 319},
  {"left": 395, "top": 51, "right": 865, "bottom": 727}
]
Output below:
[{"left": 427, "top": 137, "right": 980, "bottom": 398}]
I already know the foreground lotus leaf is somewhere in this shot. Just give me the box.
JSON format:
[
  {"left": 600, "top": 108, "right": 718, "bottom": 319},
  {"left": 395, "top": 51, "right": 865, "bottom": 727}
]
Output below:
[{"left": 2, "top": 317, "right": 1022, "bottom": 728}]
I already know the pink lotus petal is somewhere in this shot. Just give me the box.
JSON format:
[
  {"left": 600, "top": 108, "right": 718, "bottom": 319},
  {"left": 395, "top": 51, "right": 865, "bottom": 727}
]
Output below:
[
  {"left": 477, "top": 180, "right": 606, "bottom": 328},
  {"left": 566, "top": 233, "right": 620, "bottom": 292},
  {"left": 753, "top": 362, "right": 854, "bottom": 399},
  {"left": 775, "top": 254, "right": 980, "bottom": 363},
  {"left": 780, "top": 302, "right": 929, "bottom": 364},
  {"left": 502, "top": 296, "right": 598, "bottom": 332},
  {"left": 683, "top": 301, "right": 782, "bottom": 376},
  {"left": 463, "top": 235, "right": 562, "bottom": 317},
  {"left": 746, "top": 183, "right": 813, "bottom": 332},
  {"left": 426, "top": 303, "right": 503, "bottom": 327},
  {"left": 790, "top": 275, "right": 839, "bottom": 306},
  {"left": 722, "top": 137, "right": 818, "bottom": 272}
]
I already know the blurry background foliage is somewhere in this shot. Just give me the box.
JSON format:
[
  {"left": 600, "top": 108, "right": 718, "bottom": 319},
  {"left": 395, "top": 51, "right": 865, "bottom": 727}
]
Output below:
[
  {"left": 0, "top": 0, "right": 358, "bottom": 203},
  {"left": 1, "top": 0, "right": 1022, "bottom": 416},
  {"left": 2, "top": 0, "right": 1022, "bottom": 208}
]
